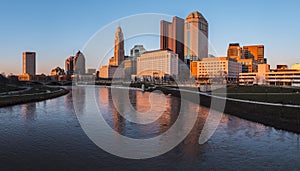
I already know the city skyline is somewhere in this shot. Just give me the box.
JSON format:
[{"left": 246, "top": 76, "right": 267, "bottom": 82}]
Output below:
[{"left": 0, "top": 0, "right": 300, "bottom": 74}]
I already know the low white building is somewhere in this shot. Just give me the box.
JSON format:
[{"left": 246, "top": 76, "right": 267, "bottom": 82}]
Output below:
[
  {"left": 137, "top": 50, "right": 178, "bottom": 78},
  {"left": 239, "top": 64, "right": 300, "bottom": 87}
]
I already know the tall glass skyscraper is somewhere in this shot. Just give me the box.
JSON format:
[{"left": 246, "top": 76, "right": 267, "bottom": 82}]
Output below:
[{"left": 184, "top": 11, "right": 208, "bottom": 63}]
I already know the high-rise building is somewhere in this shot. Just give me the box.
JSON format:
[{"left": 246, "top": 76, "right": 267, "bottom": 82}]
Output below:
[
  {"left": 65, "top": 56, "right": 75, "bottom": 75},
  {"left": 101, "top": 26, "right": 125, "bottom": 79},
  {"left": 160, "top": 16, "right": 184, "bottom": 61},
  {"left": 22, "top": 52, "right": 36, "bottom": 76},
  {"left": 124, "top": 57, "right": 137, "bottom": 79},
  {"left": 184, "top": 11, "right": 209, "bottom": 63},
  {"left": 123, "top": 45, "right": 147, "bottom": 79},
  {"left": 243, "top": 45, "right": 264, "bottom": 63},
  {"left": 227, "top": 43, "right": 243, "bottom": 60},
  {"left": 237, "top": 58, "right": 258, "bottom": 73},
  {"left": 130, "top": 45, "right": 146, "bottom": 57},
  {"left": 65, "top": 51, "right": 86, "bottom": 75},
  {"left": 110, "top": 26, "right": 124, "bottom": 66},
  {"left": 74, "top": 51, "right": 86, "bottom": 75}
]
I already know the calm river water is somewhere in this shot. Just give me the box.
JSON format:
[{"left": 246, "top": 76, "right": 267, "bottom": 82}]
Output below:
[{"left": 0, "top": 86, "right": 299, "bottom": 170}]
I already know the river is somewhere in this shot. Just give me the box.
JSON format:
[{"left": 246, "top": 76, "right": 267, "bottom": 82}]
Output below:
[{"left": 0, "top": 86, "right": 299, "bottom": 170}]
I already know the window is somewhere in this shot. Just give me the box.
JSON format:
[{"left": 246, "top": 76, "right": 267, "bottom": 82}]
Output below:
[{"left": 187, "top": 23, "right": 190, "bottom": 29}]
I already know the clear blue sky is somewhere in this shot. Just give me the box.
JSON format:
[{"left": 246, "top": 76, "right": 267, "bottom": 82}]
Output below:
[{"left": 0, "top": 0, "right": 300, "bottom": 74}]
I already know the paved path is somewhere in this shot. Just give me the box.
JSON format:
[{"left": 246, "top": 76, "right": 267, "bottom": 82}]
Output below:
[
  {"left": 0, "top": 86, "right": 32, "bottom": 96},
  {"left": 0, "top": 87, "right": 63, "bottom": 98}
]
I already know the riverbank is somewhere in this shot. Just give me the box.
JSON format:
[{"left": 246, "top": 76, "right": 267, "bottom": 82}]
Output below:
[
  {"left": 149, "top": 85, "right": 300, "bottom": 134},
  {"left": 0, "top": 85, "right": 69, "bottom": 108},
  {"left": 213, "top": 85, "right": 300, "bottom": 105},
  {"left": 0, "top": 84, "right": 25, "bottom": 94}
]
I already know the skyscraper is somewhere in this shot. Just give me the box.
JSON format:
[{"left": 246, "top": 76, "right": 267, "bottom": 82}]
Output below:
[
  {"left": 22, "top": 52, "right": 36, "bottom": 76},
  {"left": 243, "top": 45, "right": 264, "bottom": 63},
  {"left": 160, "top": 16, "right": 184, "bottom": 61},
  {"left": 74, "top": 51, "right": 86, "bottom": 75},
  {"left": 130, "top": 45, "right": 146, "bottom": 57},
  {"left": 65, "top": 56, "right": 75, "bottom": 75},
  {"left": 65, "top": 51, "right": 86, "bottom": 75},
  {"left": 111, "top": 26, "right": 124, "bottom": 66},
  {"left": 227, "top": 43, "right": 243, "bottom": 60},
  {"left": 184, "top": 11, "right": 208, "bottom": 63}
]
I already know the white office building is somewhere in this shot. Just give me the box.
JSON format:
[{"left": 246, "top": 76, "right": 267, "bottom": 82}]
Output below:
[{"left": 137, "top": 50, "right": 178, "bottom": 78}]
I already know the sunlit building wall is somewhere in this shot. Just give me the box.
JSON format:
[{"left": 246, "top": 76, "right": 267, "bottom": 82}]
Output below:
[
  {"left": 98, "top": 65, "right": 119, "bottom": 79},
  {"left": 137, "top": 50, "right": 178, "bottom": 78},
  {"left": 73, "top": 51, "right": 86, "bottom": 75},
  {"left": 291, "top": 63, "right": 300, "bottom": 70},
  {"left": 160, "top": 16, "right": 185, "bottom": 62},
  {"left": 109, "top": 26, "right": 124, "bottom": 67},
  {"left": 22, "top": 52, "right": 36, "bottom": 76},
  {"left": 243, "top": 45, "right": 265, "bottom": 63},
  {"left": 65, "top": 56, "right": 75, "bottom": 75},
  {"left": 239, "top": 64, "right": 300, "bottom": 87},
  {"left": 190, "top": 57, "right": 242, "bottom": 83},
  {"left": 130, "top": 45, "right": 146, "bottom": 58},
  {"left": 227, "top": 43, "right": 243, "bottom": 60},
  {"left": 124, "top": 57, "right": 137, "bottom": 79},
  {"left": 237, "top": 58, "right": 258, "bottom": 73},
  {"left": 184, "top": 11, "right": 208, "bottom": 63},
  {"left": 86, "top": 69, "right": 96, "bottom": 75}
]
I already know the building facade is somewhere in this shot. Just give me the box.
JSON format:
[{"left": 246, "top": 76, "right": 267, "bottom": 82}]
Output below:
[
  {"left": 65, "top": 51, "right": 86, "bottom": 75},
  {"left": 243, "top": 45, "right": 265, "bottom": 63},
  {"left": 292, "top": 63, "right": 300, "bottom": 70},
  {"left": 51, "top": 67, "right": 65, "bottom": 76},
  {"left": 184, "top": 11, "right": 208, "bottom": 63},
  {"left": 98, "top": 65, "right": 118, "bottom": 79},
  {"left": 124, "top": 57, "right": 137, "bottom": 79},
  {"left": 137, "top": 50, "right": 178, "bottom": 78},
  {"left": 73, "top": 51, "right": 86, "bottom": 75},
  {"left": 237, "top": 58, "right": 258, "bottom": 73},
  {"left": 110, "top": 26, "right": 124, "bottom": 66},
  {"left": 239, "top": 64, "right": 300, "bottom": 87},
  {"left": 86, "top": 69, "right": 96, "bottom": 75},
  {"left": 227, "top": 43, "right": 243, "bottom": 60},
  {"left": 19, "top": 52, "right": 36, "bottom": 81},
  {"left": 65, "top": 56, "right": 75, "bottom": 75},
  {"left": 190, "top": 57, "right": 242, "bottom": 84},
  {"left": 22, "top": 52, "right": 36, "bottom": 76},
  {"left": 160, "top": 16, "right": 185, "bottom": 62},
  {"left": 130, "top": 45, "right": 146, "bottom": 58}
]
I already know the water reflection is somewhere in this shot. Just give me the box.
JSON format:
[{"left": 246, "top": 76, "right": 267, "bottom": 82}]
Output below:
[
  {"left": 0, "top": 86, "right": 300, "bottom": 170},
  {"left": 72, "top": 86, "right": 86, "bottom": 115},
  {"left": 98, "top": 88, "right": 178, "bottom": 139},
  {"left": 21, "top": 103, "right": 36, "bottom": 121}
]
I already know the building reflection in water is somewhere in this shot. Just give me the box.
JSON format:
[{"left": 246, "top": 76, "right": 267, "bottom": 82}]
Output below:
[
  {"left": 64, "top": 89, "right": 75, "bottom": 113},
  {"left": 72, "top": 87, "right": 86, "bottom": 115},
  {"left": 110, "top": 88, "right": 125, "bottom": 135},
  {"left": 21, "top": 103, "right": 37, "bottom": 121},
  {"left": 97, "top": 87, "right": 179, "bottom": 138},
  {"left": 98, "top": 88, "right": 124, "bottom": 134}
]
